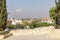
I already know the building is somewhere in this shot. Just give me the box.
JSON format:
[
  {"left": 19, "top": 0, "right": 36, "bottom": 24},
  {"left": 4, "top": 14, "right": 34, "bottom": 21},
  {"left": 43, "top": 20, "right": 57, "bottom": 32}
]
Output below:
[
  {"left": 41, "top": 18, "right": 54, "bottom": 24},
  {"left": 7, "top": 19, "right": 12, "bottom": 26},
  {"left": 11, "top": 18, "right": 23, "bottom": 25}
]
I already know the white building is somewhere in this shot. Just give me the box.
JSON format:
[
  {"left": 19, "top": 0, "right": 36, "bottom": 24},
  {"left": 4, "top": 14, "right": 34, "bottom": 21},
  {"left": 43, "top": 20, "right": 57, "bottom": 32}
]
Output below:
[
  {"left": 41, "top": 18, "right": 54, "bottom": 24},
  {"left": 9, "top": 18, "right": 23, "bottom": 25}
]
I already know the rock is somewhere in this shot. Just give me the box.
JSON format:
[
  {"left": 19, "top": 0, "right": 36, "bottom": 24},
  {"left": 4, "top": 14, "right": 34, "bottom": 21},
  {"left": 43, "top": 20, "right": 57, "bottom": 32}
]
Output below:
[{"left": 4, "top": 33, "right": 13, "bottom": 39}]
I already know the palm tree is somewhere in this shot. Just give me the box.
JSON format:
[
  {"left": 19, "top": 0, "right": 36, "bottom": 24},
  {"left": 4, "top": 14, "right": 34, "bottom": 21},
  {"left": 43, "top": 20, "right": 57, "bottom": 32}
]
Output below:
[{"left": 0, "top": 0, "right": 7, "bottom": 30}]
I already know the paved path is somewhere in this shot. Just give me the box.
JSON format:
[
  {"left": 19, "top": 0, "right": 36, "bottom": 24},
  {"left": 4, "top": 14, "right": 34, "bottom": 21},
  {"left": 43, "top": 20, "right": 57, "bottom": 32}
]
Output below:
[
  {"left": 5, "top": 34, "right": 49, "bottom": 40},
  {"left": 4, "top": 34, "right": 60, "bottom": 40},
  {"left": 3, "top": 26, "right": 60, "bottom": 40}
]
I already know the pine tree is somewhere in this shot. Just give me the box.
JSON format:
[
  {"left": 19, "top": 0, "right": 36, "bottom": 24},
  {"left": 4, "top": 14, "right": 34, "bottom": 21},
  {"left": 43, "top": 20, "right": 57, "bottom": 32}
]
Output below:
[
  {"left": 0, "top": 0, "right": 7, "bottom": 30},
  {"left": 55, "top": 0, "right": 60, "bottom": 28}
]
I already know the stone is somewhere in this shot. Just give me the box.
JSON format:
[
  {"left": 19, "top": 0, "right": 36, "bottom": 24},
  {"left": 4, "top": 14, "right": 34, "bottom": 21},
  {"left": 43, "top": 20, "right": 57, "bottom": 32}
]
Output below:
[{"left": 4, "top": 33, "right": 13, "bottom": 39}]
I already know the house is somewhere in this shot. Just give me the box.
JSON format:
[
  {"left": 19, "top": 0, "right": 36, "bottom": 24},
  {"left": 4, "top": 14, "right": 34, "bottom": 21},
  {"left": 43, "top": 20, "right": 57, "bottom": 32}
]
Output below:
[
  {"left": 7, "top": 19, "right": 12, "bottom": 26},
  {"left": 41, "top": 18, "right": 54, "bottom": 24},
  {"left": 11, "top": 18, "right": 23, "bottom": 25}
]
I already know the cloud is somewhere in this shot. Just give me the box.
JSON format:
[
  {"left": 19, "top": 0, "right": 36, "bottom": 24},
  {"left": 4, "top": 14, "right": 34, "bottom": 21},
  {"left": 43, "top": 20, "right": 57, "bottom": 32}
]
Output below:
[{"left": 16, "top": 9, "right": 24, "bottom": 12}]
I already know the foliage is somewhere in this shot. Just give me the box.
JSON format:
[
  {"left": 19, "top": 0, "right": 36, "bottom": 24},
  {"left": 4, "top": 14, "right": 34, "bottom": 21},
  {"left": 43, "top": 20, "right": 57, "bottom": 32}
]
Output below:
[
  {"left": 28, "top": 21, "right": 52, "bottom": 29},
  {"left": 49, "top": 7, "right": 56, "bottom": 21},
  {"left": 41, "top": 22, "right": 50, "bottom": 26},
  {"left": 28, "top": 22, "right": 37, "bottom": 29},
  {"left": 0, "top": 0, "right": 7, "bottom": 30},
  {"left": 22, "top": 20, "right": 28, "bottom": 26},
  {"left": 8, "top": 24, "right": 25, "bottom": 29},
  {"left": 8, "top": 25, "right": 15, "bottom": 29},
  {"left": 15, "top": 24, "right": 25, "bottom": 29},
  {"left": 0, "top": 31, "right": 7, "bottom": 35}
]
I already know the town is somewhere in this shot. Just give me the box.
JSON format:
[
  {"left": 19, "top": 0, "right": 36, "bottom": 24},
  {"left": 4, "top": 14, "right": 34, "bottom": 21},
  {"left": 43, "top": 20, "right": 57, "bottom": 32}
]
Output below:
[
  {"left": 7, "top": 18, "right": 54, "bottom": 29},
  {"left": 1, "top": 0, "right": 60, "bottom": 40}
]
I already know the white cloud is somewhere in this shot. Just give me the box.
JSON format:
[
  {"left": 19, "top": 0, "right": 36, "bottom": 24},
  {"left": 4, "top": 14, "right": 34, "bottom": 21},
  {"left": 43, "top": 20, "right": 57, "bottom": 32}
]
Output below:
[{"left": 16, "top": 9, "right": 24, "bottom": 12}]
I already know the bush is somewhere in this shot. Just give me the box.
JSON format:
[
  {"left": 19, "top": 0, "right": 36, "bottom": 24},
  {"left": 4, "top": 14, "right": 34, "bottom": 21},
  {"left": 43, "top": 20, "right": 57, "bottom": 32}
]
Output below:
[
  {"left": 7, "top": 22, "right": 54, "bottom": 29},
  {"left": 28, "top": 22, "right": 53, "bottom": 28},
  {"left": 41, "top": 22, "right": 50, "bottom": 26},
  {"left": 15, "top": 24, "right": 25, "bottom": 29},
  {"left": 28, "top": 22, "right": 37, "bottom": 29},
  {"left": 8, "top": 25, "right": 15, "bottom": 29},
  {"left": 0, "top": 31, "right": 8, "bottom": 35},
  {"left": 7, "top": 24, "right": 25, "bottom": 29}
]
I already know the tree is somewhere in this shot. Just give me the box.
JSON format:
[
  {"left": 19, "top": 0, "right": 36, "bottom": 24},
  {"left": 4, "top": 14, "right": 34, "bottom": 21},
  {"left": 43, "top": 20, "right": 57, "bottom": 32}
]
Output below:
[
  {"left": 49, "top": 0, "right": 60, "bottom": 28},
  {"left": 22, "top": 20, "right": 28, "bottom": 26},
  {"left": 55, "top": 0, "right": 60, "bottom": 28},
  {"left": 0, "top": 0, "right": 7, "bottom": 30},
  {"left": 49, "top": 7, "right": 56, "bottom": 21}
]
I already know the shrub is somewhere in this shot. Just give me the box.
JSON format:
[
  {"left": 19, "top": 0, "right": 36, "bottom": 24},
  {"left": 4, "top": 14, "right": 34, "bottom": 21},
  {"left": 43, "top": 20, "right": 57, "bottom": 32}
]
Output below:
[
  {"left": 15, "top": 24, "right": 25, "bottom": 29},
  {"left": 28, "top": 22, "right": 53, "bottom": 28},
  {"left": 28, "top": 22, "right": 37, "bottom": 29},
  {"left": 0, "top": 31, "right": 7, "bottom": 35},
  {"left": 41, "top": 22, "right": 50, "bottom": 26},
  {"left": 8, "top": 24, "right": 25, "bottom": 29},
  {"left": 8, "top": 25, "right": 15, "bottom": 29}
]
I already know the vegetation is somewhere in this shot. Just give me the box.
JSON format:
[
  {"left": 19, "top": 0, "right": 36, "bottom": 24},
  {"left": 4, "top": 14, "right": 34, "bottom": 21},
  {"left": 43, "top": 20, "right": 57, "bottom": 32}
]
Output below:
[
  {"left": 55, "top": 0, "right": 60, "bottom": 28},
  {"left": 0, "top": 31, "right": 8, "bottom": 35},
  {"left": 49, "top": 7, "right": 56, "bottom": 27},
  {"left": 49, "top": 7, "right": 56, "bottom": 21},
  {"left": 15, "top": 24, "right": 25, "bottom": 29},
  {"left": 49, "top": 0, "right": 60, "bottom": 28},
  {"left": 0, "top": 0, "right": 7, "bottom": 30},
  {"left": 22, "top": 20, "right": 28, "bottom": 26},
  {"left": 8, "top": 24, "right": 25, "bottom": 29},
  {"left": 28, "top": 21, "right": 53, "bottom": 29},
  {"left": 7, "top": 21, "right": 53, "bottom": 29}
]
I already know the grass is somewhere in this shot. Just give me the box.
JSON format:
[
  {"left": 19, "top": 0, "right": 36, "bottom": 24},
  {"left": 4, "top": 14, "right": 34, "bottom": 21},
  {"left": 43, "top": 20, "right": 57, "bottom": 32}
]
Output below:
[{"left": 0, "top": 31, "right": 8, "bottom": 35}]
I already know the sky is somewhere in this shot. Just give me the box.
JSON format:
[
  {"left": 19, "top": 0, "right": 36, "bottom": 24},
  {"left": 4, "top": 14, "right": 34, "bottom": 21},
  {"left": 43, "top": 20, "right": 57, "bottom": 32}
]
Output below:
[{"left": 6, "top": 0, "right": 55, "bottom": 19}]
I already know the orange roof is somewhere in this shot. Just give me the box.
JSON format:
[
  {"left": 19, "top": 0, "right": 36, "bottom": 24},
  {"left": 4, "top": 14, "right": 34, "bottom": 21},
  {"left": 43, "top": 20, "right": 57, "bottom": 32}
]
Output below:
[{"left": 42, "top": 18, "right": 51, "bottom": 21}]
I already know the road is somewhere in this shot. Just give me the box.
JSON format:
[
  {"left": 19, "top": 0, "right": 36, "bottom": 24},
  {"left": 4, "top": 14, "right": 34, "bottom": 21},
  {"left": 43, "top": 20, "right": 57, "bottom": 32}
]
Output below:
[
  {"left": 4, "top": 34, "right": 60, "bottom": 40},
  {"left": 4, "top": 26, "right": 60, "bottom": 40}
]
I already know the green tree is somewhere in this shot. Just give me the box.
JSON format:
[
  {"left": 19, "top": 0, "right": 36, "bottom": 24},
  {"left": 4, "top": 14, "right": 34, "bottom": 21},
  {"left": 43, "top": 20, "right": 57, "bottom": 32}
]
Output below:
[
  {"left": 49, "top": 7, "right": 56, "bottom": 21},
  {"left": 0, "top": 0, "right": 7, "bottom": 30},
  {"left": 55, "top": 0, "right": 60, "bottom": 28},
  {"left": 22, "top": 20, "right": 28, "bottom": 26}
]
